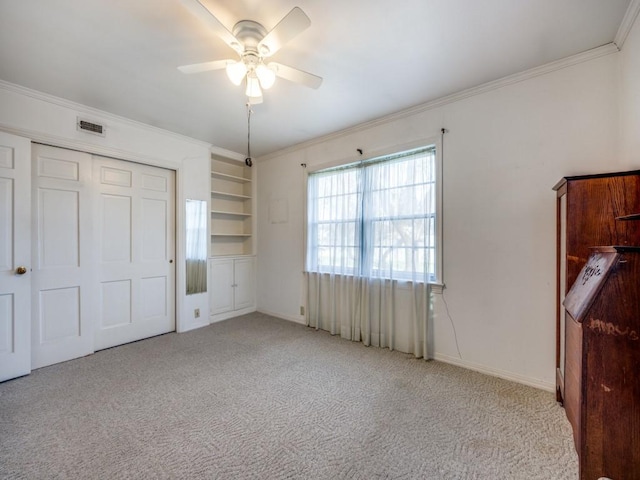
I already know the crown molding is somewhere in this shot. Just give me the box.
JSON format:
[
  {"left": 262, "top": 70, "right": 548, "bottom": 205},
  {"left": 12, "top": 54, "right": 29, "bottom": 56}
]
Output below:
[
  {"left": 258, "top": 43, "right": 620, "bottom": 163},
  {"left": 210, "top": 145, "right": 245, "bottom": 162},
  {"left": 615, "top": 0, "right": 640, "bottom": 49},
  {"left": 0, "top": 79, "right": 212, "bottom": 150}
]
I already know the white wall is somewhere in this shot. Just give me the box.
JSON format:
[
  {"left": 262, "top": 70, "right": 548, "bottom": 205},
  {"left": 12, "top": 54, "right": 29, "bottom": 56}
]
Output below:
[
  {"left": 620, "top": 9, "right": 640, "bottom": 167},
  {"left": 0, "top": 81, "right": 212, "bottom": 333},
  {"left": 256, "top": 51, "right": 622, "bottom": 390}
]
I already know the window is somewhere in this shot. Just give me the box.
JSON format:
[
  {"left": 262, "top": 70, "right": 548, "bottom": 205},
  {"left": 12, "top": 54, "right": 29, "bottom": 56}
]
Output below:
[{"left": 306, "top": 145, "right": 440, "bottom": 283}]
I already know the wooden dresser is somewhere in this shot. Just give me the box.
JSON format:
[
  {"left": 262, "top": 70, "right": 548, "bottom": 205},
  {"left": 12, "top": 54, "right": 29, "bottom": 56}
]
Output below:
[
  {"left": 554, "top": 171, "right": 640, "bottom": 479},
  {"left": 563, "top": 247, "right": 640, "bottom": 479}
]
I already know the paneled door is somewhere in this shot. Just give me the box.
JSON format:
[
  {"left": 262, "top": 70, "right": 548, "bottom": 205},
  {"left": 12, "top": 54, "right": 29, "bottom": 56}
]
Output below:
[
  {"left": 94, "top": 156, "right": 175, "bottom": 350},
  {"left": 0, "top": 132, "right": 31, "bottom": 382},
  {"left": 31, "top": 144, "right": 94, "bottom": 369}
]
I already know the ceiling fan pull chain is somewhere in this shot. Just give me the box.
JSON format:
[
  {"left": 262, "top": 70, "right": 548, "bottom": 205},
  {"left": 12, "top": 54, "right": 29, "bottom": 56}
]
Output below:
[{"left": 245, "top": 102, "right": 253, "bottom": 167}]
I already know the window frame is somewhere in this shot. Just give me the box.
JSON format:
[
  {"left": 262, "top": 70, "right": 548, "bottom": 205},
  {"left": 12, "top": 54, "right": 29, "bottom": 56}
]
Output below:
[{"left": 304, "top": 137, "right": 443, "bottom": 285}]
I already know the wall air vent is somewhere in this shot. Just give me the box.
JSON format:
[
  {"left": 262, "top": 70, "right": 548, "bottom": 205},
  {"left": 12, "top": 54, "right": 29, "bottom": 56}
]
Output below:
[{"left": 77, "top": 118, "right": 106, "bottom": 137}]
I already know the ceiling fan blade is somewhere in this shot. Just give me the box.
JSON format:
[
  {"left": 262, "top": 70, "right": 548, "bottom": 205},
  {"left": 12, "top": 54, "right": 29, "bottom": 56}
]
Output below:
[
  {"left": 179, "top": 0, "right": 243, "bottom": 53},
  {"left": 178, "top": 59, "right": 231, "bottom": 74},
  {"left": 269, "top": 62, "right": 322, "bottom": 89},
  {"left": 258, "top": 7, "right": 311, "bottom": 57}
]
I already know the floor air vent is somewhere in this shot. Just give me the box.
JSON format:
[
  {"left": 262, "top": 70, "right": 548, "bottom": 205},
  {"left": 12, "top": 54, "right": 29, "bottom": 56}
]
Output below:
[{"left": 77, "top": 118, "right": 106, "bottom": 136}]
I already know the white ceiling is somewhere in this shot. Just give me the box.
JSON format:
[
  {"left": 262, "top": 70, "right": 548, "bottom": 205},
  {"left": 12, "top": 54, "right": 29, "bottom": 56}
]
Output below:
[{"left": 0, "top": 0, "right": 632, "bottom": 157}]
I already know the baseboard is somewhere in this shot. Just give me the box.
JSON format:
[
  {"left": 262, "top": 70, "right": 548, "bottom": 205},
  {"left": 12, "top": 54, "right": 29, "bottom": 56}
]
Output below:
[
  {"left": 257, "top": 309, "right": 306, "bottom": 325},
  {"left": 432, "top": 352, "right": 555, "bottom": 392},
  {"left": 210, "top": 306, "right": 257, "bottom": 324},
  {"left": 178, "top": 319, "right": 210, "bottom": 333},
  {"left": 253, "top": 310, "right": 554, "bottom": 391}
]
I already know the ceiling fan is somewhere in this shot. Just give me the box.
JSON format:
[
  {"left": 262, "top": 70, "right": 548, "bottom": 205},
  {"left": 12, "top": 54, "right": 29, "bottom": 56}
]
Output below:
[{"left": 178, "top": 0, "right": 323, "bottom": 103}]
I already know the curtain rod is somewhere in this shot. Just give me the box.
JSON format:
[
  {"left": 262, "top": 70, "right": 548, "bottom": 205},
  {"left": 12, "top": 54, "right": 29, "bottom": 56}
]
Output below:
[{"left": 310, "top": 145, "right": 436, "bottom": 176}]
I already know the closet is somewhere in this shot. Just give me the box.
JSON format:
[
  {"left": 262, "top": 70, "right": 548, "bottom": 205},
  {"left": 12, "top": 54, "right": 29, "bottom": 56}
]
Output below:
[
  {"left": 1, "top": 136, "right": 178, "bottom": 381},
  {"left": 28, "top": 142, "right": 175, "bottom": 371}
]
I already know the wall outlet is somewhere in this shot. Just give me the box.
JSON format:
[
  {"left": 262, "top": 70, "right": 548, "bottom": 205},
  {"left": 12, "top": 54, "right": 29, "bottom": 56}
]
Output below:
[
  {"left": 300, "top": 306, "right": 305, "bottom": 316},
  {"left": 194, "top": 308, "right": 200, "bottom": 318}
]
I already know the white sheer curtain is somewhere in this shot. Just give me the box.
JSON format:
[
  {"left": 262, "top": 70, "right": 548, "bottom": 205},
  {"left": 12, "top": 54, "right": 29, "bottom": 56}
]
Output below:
[{"left": 305, "top": 147, "right": 435, "bottom": 358}]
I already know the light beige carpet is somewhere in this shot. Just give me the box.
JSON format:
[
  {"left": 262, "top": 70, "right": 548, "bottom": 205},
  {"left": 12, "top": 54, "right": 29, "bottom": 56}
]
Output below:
[{"left": 0, "top": 312, "right": 578, "bottom": 479}]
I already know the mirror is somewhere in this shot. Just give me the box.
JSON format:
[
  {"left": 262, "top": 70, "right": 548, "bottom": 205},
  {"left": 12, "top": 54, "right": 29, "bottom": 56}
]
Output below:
[{"left": 185, "top": 199, "right": 207, "bottom": 295}]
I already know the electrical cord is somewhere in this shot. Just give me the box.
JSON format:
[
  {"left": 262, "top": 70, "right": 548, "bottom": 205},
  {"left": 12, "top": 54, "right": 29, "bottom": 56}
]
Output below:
[{"left": 441, "top": 288, "right": 462, "bottom": 359}]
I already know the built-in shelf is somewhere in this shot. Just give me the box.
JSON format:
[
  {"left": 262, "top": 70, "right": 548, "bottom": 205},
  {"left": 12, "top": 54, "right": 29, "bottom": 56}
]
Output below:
[
  {"left": 212, "top": 233, "right": 252, "bottom": 237},
  {"left": 211, "top": 210, "right": 252, "bottom": 217},
  {"left": 211, "top": 190, "right": 251, "bottom": 200},
  {"left": 211, "top": 171, "right": 252, "bottom": 183},
  {"left": 210, "top": 154, "right": 254, "bottom": 257}
]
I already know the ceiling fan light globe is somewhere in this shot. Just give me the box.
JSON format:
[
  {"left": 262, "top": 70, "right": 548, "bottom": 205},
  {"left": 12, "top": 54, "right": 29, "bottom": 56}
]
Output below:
[
  {"left": 245, "top": 73, "right": 263, "bottom": 98},
  {"left": 226, "top": 61, "right": 247, "bottom": 86},
  {"left": 256, "top": 64, "right": 276, "bottom": 89}
]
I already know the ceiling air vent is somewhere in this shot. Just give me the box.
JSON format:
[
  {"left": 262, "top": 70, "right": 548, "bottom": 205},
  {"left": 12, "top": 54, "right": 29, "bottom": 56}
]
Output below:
[{"left": 77, "top": 118, "right": 106, "bottom": 137}]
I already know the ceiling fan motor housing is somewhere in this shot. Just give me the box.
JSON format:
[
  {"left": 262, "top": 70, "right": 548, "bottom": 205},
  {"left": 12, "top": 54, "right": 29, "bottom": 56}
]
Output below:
[
  {"left": 233, "top": 20, "right": 267, "bottom": 49},
  {"left": 232, "top": 20, "right": 270, "bottom": 70}
]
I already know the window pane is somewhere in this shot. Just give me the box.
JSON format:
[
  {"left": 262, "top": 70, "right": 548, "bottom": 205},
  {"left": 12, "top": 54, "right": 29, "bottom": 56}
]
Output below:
[{"left": 307, "top": 146, "right": 437, "bottom": 281}]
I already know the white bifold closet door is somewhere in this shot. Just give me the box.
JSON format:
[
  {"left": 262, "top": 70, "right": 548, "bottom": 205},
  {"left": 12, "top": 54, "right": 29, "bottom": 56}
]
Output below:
[
  {"left": 31, "top": 145, "right": 94, "bottom": 369},
  {"left": 93, "top": 155, "right": 175, "bottom": 351},
  {"left": 31, "top": 144, "right": 175, "bottom": 368}
]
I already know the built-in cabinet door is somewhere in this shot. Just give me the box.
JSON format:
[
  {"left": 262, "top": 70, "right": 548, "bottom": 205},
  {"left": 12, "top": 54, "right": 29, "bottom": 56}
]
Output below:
[
  {"left": 0, "top": 132, "right": 31, "bottom": 382},
  {"left": 31, "top": 145, "right": 94, "bottom": 369},
  {"left": 94, "top": 156, "right": 176, "bottom": 351},
  {"left": 209, "top": 256, "right": 255, "bottom": 318},
  {"left": 210, "top": 258, "right": 234, "bottom": 315},
  {"left": 234, "top": 257, "right": 254, "bottom": 311}
]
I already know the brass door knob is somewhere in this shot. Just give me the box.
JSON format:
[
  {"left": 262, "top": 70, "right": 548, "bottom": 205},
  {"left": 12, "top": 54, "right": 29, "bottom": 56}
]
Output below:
[{"left": 15, "top": 266, "right": 27, "bottom": 275}]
